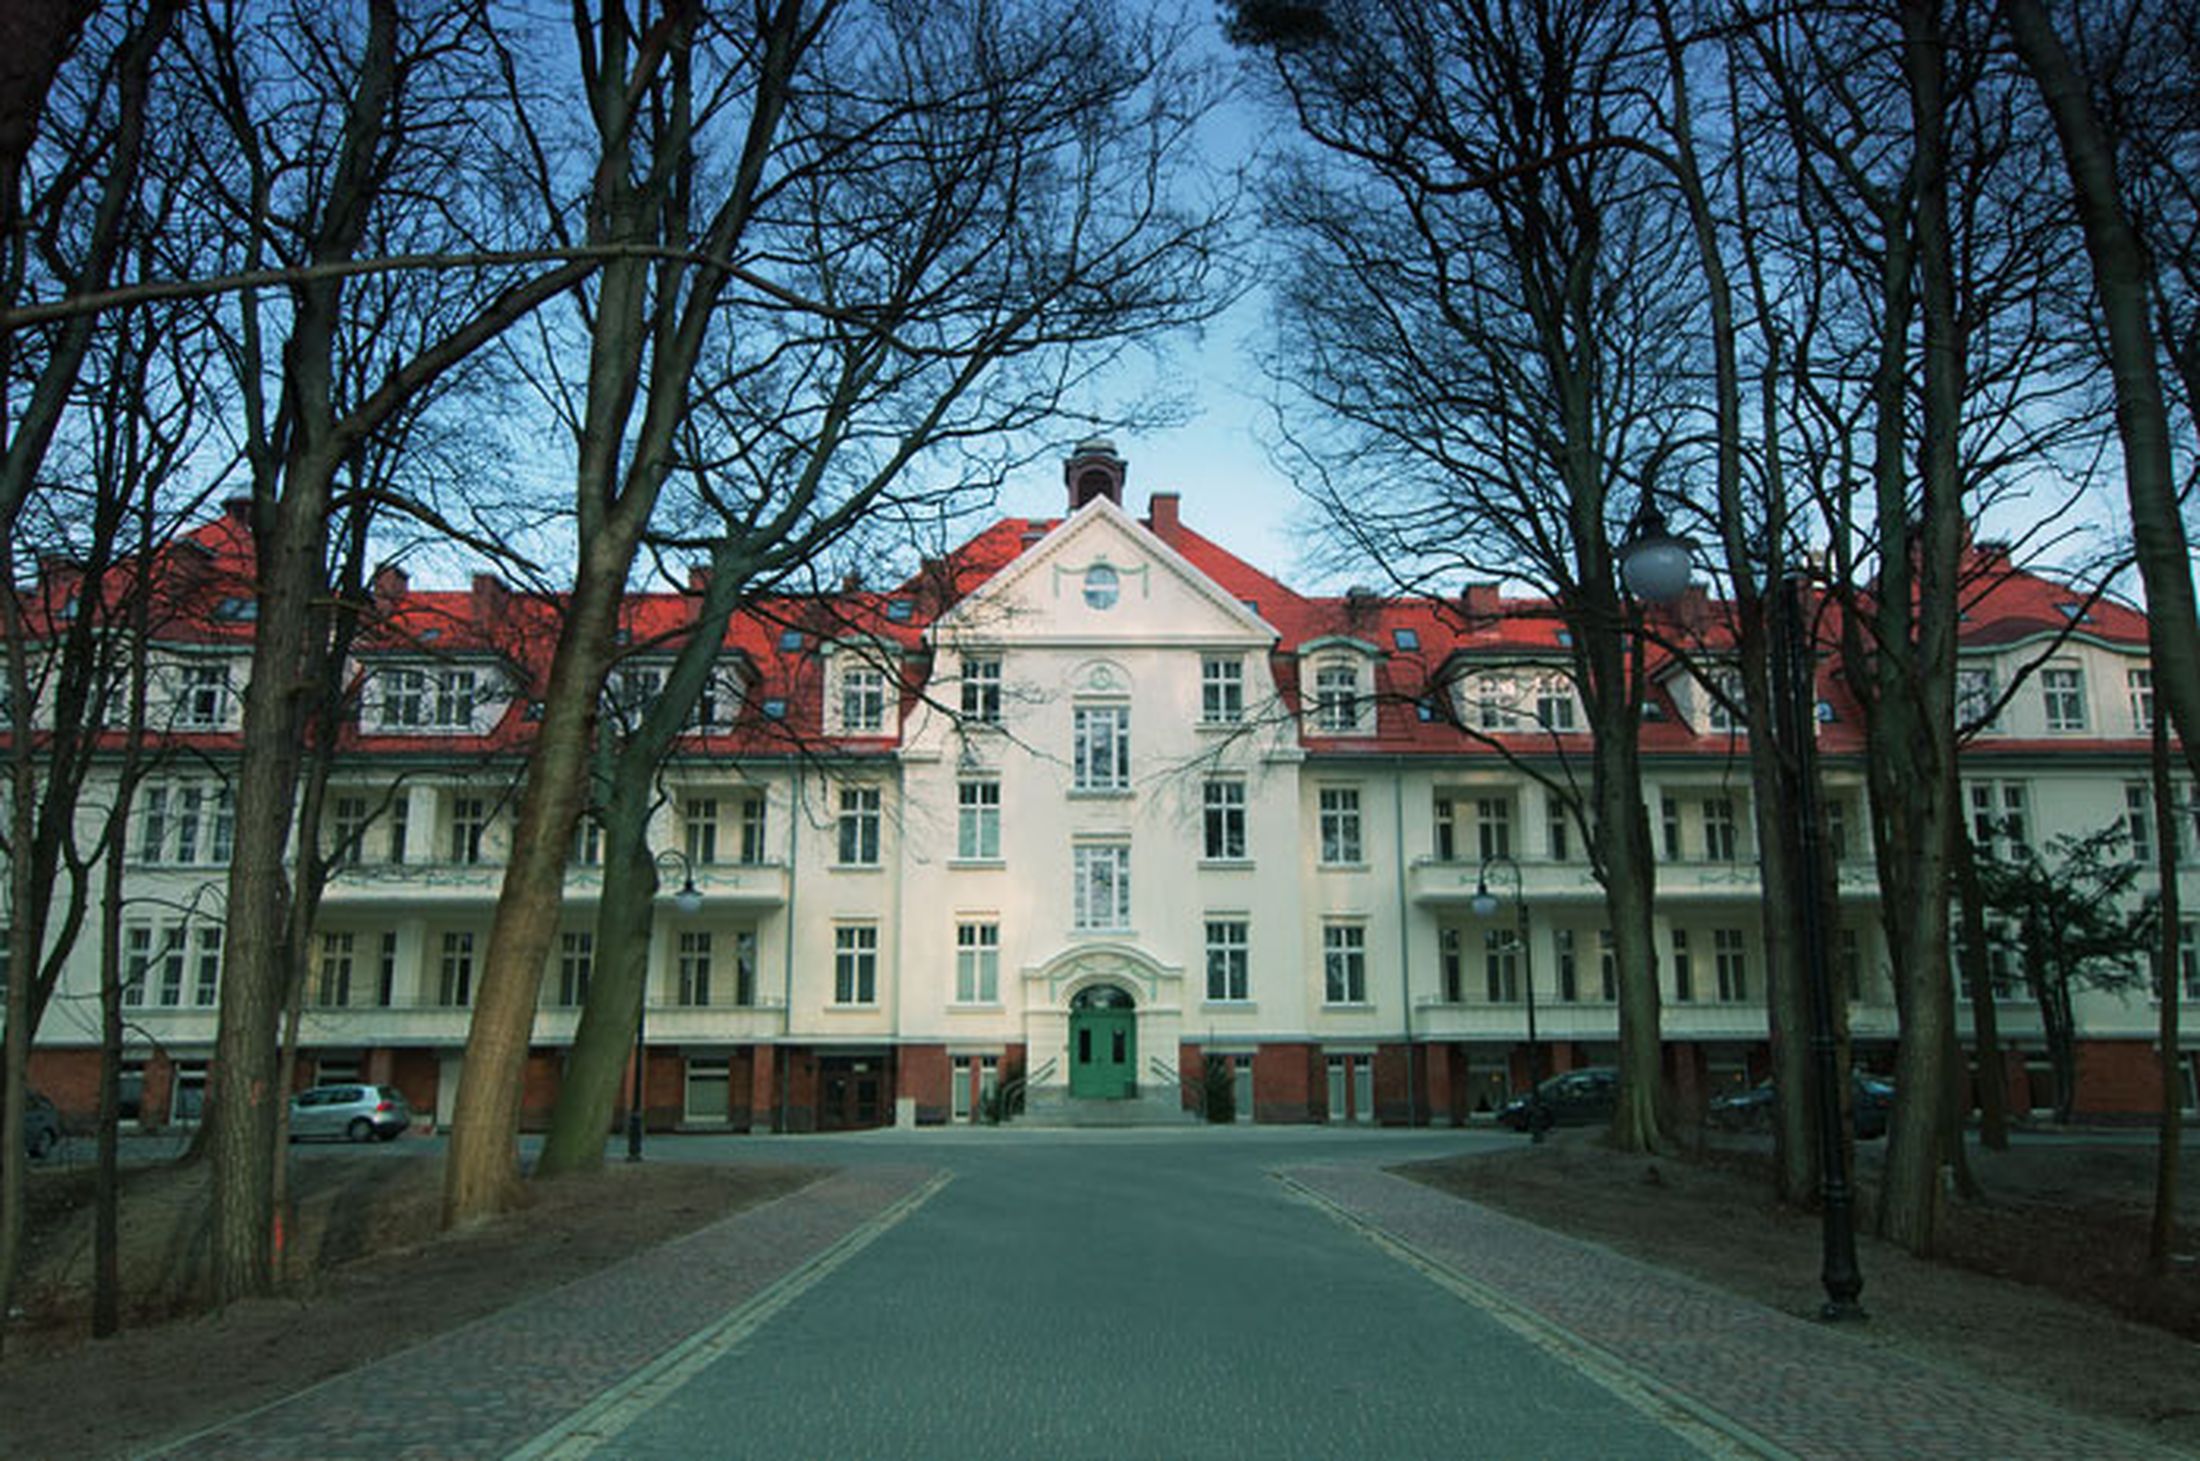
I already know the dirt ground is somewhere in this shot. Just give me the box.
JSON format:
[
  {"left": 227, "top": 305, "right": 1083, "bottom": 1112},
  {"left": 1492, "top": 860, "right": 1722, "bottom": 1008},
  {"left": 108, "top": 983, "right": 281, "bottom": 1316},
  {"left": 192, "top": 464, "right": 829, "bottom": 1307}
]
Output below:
[
  {"left": 1399, "top": 1129, "right": 2200, "bottom": 1453},
  {"left": 0, "top": 1151, "right": 824, "bottom": 1460}
]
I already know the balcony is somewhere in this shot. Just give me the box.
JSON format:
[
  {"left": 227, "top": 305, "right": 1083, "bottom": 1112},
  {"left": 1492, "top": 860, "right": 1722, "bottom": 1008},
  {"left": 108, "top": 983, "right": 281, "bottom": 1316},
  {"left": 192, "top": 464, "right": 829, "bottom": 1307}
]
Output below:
[
  {"left": 1406, "top": 857, "right": 1607, "bottom": 908},
  {"left": 320, "top": 859, "right": 792, "bottom": 909}
]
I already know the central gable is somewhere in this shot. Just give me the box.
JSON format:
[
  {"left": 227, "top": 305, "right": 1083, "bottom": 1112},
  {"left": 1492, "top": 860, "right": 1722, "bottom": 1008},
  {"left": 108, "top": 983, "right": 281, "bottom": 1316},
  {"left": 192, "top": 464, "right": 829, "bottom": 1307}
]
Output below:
[{"left": 932, "top": 494, "right": 1276, "bottom": 650}]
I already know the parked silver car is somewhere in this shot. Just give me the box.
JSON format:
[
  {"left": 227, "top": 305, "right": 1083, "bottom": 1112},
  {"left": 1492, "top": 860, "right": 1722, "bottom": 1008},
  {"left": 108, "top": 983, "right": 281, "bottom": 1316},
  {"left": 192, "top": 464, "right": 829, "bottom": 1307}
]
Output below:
[{"left": 288, "top": 1083, "right": 412, "bottom": 1143}]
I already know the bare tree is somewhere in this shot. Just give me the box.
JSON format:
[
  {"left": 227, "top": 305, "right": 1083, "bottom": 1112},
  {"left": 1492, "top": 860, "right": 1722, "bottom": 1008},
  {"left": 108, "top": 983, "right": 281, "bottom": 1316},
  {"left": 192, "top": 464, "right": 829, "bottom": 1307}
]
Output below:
[{"left": 1229, "top": 0, "right": 1702, "bottom": 1150}]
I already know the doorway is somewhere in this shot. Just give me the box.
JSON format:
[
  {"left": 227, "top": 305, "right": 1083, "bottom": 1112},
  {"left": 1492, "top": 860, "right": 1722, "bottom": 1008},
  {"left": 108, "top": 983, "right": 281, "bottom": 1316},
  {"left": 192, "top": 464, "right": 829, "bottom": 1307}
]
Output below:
[{"left": 1067, "top": 984, "right": 1137, "bottom": 1099}]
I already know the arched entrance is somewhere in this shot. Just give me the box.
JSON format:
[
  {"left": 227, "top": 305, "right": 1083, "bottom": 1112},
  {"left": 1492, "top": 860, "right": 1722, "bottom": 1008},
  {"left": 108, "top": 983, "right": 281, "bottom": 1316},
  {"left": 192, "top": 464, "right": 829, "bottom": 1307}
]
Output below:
[{"left": 1067, "top": 984, "right": 1137, "bottom": 1099}]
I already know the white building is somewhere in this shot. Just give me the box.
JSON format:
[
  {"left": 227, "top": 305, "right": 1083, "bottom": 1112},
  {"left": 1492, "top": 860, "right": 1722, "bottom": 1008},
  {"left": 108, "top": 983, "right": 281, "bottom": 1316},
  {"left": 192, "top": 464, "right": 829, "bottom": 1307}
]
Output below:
[{"left": 18, "top": 441, "right": 2200, "bottom": 1130}]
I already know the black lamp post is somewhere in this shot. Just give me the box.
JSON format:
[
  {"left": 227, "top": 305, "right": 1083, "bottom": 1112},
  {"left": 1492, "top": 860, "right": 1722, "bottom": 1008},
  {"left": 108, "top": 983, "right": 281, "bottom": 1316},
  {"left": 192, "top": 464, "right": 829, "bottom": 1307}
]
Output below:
[
  {"left": 1620, "top": 503, "right": 1864, "bottom": 1320},
  {"left": 629, "top": 849, "right": 703, "bottom": 1163},
  {"left": 1472, "top": 853, "right": 1543, "bottom": 1142}
]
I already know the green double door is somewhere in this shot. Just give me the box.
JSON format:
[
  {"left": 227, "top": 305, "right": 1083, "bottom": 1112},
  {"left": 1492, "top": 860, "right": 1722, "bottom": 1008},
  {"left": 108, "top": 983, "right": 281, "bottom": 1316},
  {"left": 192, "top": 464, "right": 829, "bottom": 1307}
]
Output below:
[{"left": 1068, "top": 1006, "right": 1137, "bottom": 1099}]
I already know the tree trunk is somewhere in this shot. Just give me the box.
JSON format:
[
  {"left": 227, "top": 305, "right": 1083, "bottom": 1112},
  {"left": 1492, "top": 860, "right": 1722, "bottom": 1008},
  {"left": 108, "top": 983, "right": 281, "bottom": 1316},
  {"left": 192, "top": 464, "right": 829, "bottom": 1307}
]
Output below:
[
  {"left": 2150, "top": 705, "right": 2183, "bottom": 1273},
  {"left": 443, "top": 553, "right": 629, "bottom": 1223},
  {"left": 1952, "top": 825, "right": 2010, "bottom": 1148},
  {"left": 1594, "top": 627, "right": 1664, "bottom": 1153},
  {"left": 534, "top": 787, "right": 658, "bottom": 1178}
]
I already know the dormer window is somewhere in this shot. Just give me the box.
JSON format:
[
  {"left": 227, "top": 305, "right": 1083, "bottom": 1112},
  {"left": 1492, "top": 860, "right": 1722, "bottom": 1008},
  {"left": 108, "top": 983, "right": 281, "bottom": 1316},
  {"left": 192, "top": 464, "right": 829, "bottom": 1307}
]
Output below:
[
  {"left": 377, "top": 665, "right": 486, "bottom": 731},
  {"left": 840, "top": 663, "right": 886, "bottom": 733},
  {"left": 175, "top": 662, "right": 229, "bottom": 730},
  {"left": 1313, "top": 660, "right": 1364, "bottom": 732},
  {"left": 886, "top": 598, "right": 915, "bottom": 623},
  {"left": 1957, "top": 665, "right": 1999, "bottom": 731},
  {"left": 1702, "top": 668, "right": 1745, "bottom": 735},
  {"left": 1393, "top": 627, "right": 1420, "bottom": 652},
  {"left": 2042, "top": 664, "right": 2087, "bottom": 731}
]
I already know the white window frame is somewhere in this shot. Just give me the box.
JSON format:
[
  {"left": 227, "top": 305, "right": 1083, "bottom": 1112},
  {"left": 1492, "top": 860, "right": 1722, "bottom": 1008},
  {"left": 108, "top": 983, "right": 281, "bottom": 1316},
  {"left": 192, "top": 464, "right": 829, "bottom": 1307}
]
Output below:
[
  {"left": 837, "top": 785, "right": 882, "bottom": 866},
  {"left": 833, "top": 924, "right": 878, "bottom": 1005},
  {"left": 1072, "top": 842, "right": 1132, "bottom": 931},
  {"left": 1314, "top": 660, "right": 1364, "bottom": 733},
  {"left": 439, "top": 931, "right": 475, "bottom": 1007},
  {"left": 685, "top": 797, "right": 719, "bottom": 865},
  {"left": 2041, "top": 664, "right": 2087, "bottom": 732},
  {"left": 957, "top": 780, "right": 1001, "bottom": 861},
  {"left": 1956, "top": 664, "right": 2000, "bottom": 730},
  {"left": 2129, "top": 667, "right": 2155, "bottom": 734},
  {"left": 962, "top": 657, "right": 1002, "bottom": 725},
  {"left": 1322, "top": 922, "right": 1367, "bottom": 1004},
  {"left": 1205, "top": 918, "right": 1249, "bottom": 1002},
  {"left": 1072, "top": 704, "right": 1131, "bottom": 792},
  {"left": 1967, "top": 780, "right": 2030, "bottom": 860},
  {"left": 677, "top": 930, "right": 712, "bottom": 1006},
  {"left": 1201, "top": 657, "right": 1244, "bottom": 724},
  {"left": 840, "top": 663, "right": 886, "bottom": 733},
  {"left": 1713, "top": 928, "right": 1750, "bottom": 1003},
  {"left": 1202, "top": 778, "right": 1247, "bottom": 861},
  {"left": 176, "top": 662, "right": 228, "bottom": 730},
  {"left": 558, "top": 931, "right": 593, "bottom": 1007},
  {"left": 955, "top": 921, "right": 1000, "bottom": 1003},
  {"left": 1318, "top": 787, "right": 1363, "bottom": 866}
]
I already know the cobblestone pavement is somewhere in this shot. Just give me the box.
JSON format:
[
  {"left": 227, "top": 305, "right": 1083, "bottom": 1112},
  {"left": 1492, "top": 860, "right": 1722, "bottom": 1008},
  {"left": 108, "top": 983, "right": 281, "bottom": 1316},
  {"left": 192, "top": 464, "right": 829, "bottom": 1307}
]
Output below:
[
  {"left": 145, "top": 1164, "right": 942, "bottom": 1461},
  {"left": 1284, "top": 1163, "right": 2189, "bottom": 1461}
]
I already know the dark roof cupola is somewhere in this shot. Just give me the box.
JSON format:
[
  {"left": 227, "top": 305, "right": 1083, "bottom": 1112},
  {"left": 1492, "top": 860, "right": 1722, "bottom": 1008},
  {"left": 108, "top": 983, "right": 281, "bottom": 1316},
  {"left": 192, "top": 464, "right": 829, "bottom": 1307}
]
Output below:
[{"left": 1065, "top": 437, "right": 1126, "bottom": 510}]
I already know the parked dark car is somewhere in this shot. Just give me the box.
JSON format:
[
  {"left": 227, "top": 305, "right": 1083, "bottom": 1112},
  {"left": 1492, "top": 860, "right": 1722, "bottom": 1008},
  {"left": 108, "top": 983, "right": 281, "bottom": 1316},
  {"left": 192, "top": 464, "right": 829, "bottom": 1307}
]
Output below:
[
  {"left": 1708, "top": 1072, "right": 1896, "bottom": 1139},
  {"left": 288, "top": 1083, "right": 413, "bottom": 1143},
  {"left": 1495, "top": 1065, "right": 1618, "bottom": 1131},
  {"left": 18, "top": 1090, "right": 63, "bottom": 1160}
]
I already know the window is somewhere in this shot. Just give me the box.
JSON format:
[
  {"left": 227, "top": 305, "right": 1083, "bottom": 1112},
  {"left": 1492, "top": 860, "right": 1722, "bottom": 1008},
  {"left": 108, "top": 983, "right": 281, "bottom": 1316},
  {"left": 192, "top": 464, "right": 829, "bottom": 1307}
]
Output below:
[
  {"left": 1824, "top": 795, "right": 1850, "bottom": 862},
  {"left": 558, "top": 931, "right": 593, "bottom": 1007},
  {"left": 1967, "top": 781, "right": 2029, "bottom": 860},
  {"left": 1555, "top": 928, "right": 1579, "bottom": 1003},
  {"left": 693, "top": 670, "right": 741, "bottom": 731},
  {"left": 1393, "top": 627, "right": 1421, "bottom": 651},
  {"left": 448, "top": 796, "right": 489, "bottom": 864},
  {"left": 2041, "top": 665, "right": 2087, "bottom": 731},
  {"left": 432, "top": 668, "right": 478, "bottom": 728},
  {"left": 684, "top": 1058, "right": 731, "bottom": 1124},
  {"left": 1956, "top": 665, "right": 1999, "bottom": 730},
  {"left": 1319, "top": 787, "right": 1363, "bottom": 865},
  {"left": 1323, "top": 922, "right": 1367, "bottom": 1003},
  {"left": 379, "top": 668, "right": 426, "bottom": 728},
  {"left": 439, "top": 931, "right": 475, "bottom": 1006},
  {"left": 611, "top": 665, "right": 661, "bottom": 721},
  {"left": 1671, "top": 928, "right": 1694, "bottom": 1003},
  {"left": 136, "top": 781, "right": 233, "bottom": 865},
  {"left": 962, "top": 657, "right": 1002, "bottom": 724},
  {"left": 1661, "top": 797, "right": 1682, "bottom": 860},
  {"left": 1703, "top": 797, "right": 1739, "bottom": 862},
  {"left": 1314, "top": 661, "right": 1363, "bottom": 732},
  {"left": 739, "top": 793, "right": 768, "bottom": 864},
  {"left": 1714, "top": 928, "right": 1749, "bottom": 1002},
  {"left": 1475, "top": 797, "right": 1512, "bottom": 862},
  {"left": 1082, "top": 562, "right": 1120, "bottom": 610},
  {"left": 1072, "top": 705, "right": 1130, "bottom": 791},
  {"left": 1201, "top": 657, "right": 1244, "bottom": 724},
  {"left": 1534, "top": 675, "right": 1577, "bottom": 732},
  {"left": 1704, "top": 668, "right": 1745, "bottom": 734},
  {"left": 122, "top": 923, "right": 184, "bottom": 1008},
  {"left": 956, "top": 921, "right": 1000, "bottom": 1003},
  {"left": 957, "top": 780, "right": 1000, "bottom": 860},
  {"left": 1073, "top": 843, "right": 1132, "bottom": 931},
  {"left": 1438, "top": 926, "right": 1464, "bottom": 1003},
  {"left": 317, "top": 932, "right": 354, "bottom": 1007},
  {"left": 840, "top": 664, "right": 886, "bottom": 732},
  {"left": 1547, "top": 795, "right": 1571, "bottom": 862},
  {"left": 1202, "top": 779, "right": 1246, "bottom": 861},
  {"left": 833, "top": 925, "right": 878, "bottom": 1004},
  {"left": 677, "top": 931, "right": 712, "bottom": 1006},
  {"left": 837, "top": 786, "right": 881, "bottom": 866},
  {"left": 733, "top": 929, "right": 758, "bottom": 1007},
  {"left": 2180, "top": 920, "right": 2199, "bottom": 1001},
  {"left": 330, "top": 796, "right": 369, "bottom": 867},
  {"left": 2129, "top": 667, "right": 2155, "bottom": 733},
  {"left": 1434, "top": 796, "right": 1458, "bottom": 862},
  {"left": 1475, "top": 674, "right": 1515, "bottom": 731},
  {"left": 387, "top": 795, "right": 409, "bottom": 864},
  {"left": 573, "top": 816, "right": 602, "bottom": 866},
  {"left": 377, "top": 931, "right": 398, "bottom": 1007},
  {"left": 1482, "top": 927, "right": 1520, "bottom": 1003},
  {"left": 685, "top": 797, "right": 719, "bottom": 865},
  {"left": 1205, "top": 919, "right": 1249, "bottom": 1001},
  {"left": 2126, "top": 783, "right": 2154, "bottom": 864},
  {"left": 176, "top": 663, "right": 227, "bottom": 729},
  {"left": 1598, "top": 929, "right": 1617, "bottom": 1002}
]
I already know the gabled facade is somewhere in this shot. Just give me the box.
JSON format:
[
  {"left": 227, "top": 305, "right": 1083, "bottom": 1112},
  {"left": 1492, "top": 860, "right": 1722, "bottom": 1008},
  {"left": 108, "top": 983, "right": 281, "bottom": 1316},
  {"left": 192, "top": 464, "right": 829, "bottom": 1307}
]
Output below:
[{"left": 15, "top": 444, "right": 2200, "bottom": 1131}]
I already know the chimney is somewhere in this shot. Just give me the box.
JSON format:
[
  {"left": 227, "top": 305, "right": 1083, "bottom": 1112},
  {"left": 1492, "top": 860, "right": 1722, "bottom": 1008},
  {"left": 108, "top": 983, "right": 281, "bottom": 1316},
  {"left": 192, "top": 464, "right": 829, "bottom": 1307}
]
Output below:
[
  {"left": 1064, "top": 437, "right": 1126, "bottom": 511},
  {"left": 1147, "top": 491, "right": 1180, "bottom": 541},
  {"left": 471, "top": 573, "right": 508, "bottom": 614},
  {"left": 372, "top": 563, "right": 410, "bottom": 602},
  {"left": 1460, "top": 582, "right": 1501, "bottom": 629},
  {"left": 223, "top": 497, "right": 253, "bottom": 526},
  {"left": 842, "top": 570, "right": 863, "bottom": 594},
  {"left": 689, "top": 565, "right": 710, "bottom": 594}
]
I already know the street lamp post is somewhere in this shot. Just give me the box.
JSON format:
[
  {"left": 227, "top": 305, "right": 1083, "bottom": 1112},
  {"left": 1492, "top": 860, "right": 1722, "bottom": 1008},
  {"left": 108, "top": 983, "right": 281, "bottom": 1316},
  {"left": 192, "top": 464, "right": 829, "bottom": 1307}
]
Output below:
[
  {"left": 1620, "top": 504, "right": 1864, "bottom": 1320},
  {"left": 1472, "top": 853, "right": 1543, "bottom": 1142},
  {"left": 629, "top": 849, "right": 704, "bottom": 1163}
]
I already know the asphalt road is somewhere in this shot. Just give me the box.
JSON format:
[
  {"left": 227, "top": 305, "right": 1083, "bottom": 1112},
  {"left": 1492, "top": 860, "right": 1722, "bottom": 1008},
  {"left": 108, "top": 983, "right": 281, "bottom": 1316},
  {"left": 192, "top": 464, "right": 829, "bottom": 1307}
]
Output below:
[{"left": 589, "top": 1128, "right": 1708, "bottom": 1460}]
